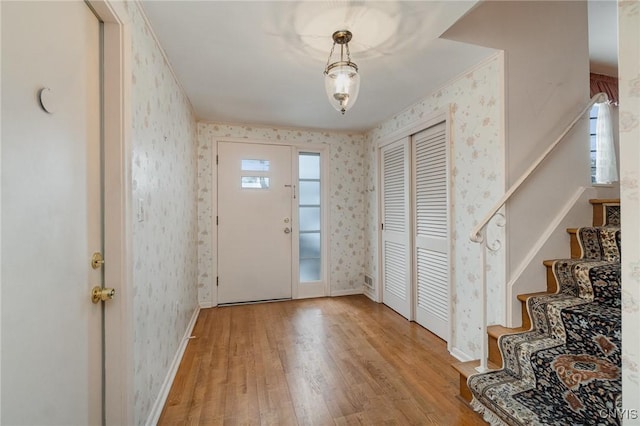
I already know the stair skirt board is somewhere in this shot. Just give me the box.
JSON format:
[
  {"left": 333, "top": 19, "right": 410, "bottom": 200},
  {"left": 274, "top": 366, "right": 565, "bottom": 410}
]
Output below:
[{"left": 505, "top": 186, "right": 592, "bottom": 328}]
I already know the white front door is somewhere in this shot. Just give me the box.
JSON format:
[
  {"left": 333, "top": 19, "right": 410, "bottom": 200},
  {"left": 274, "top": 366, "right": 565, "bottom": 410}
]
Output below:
[
  {"left": 217, "top": 142, "right": 293, "bottom": 304},
  {"left": 381, "top": 138, "right": 411, "bottom": 319},
  {"left": 2, "top": 1, "right": 104, "bottom": 424}
]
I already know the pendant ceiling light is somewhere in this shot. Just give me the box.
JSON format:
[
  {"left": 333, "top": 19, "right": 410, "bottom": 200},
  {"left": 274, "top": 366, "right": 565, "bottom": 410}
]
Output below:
[{"left": 324, "top": 30, "right": 360, "bottom": 115}]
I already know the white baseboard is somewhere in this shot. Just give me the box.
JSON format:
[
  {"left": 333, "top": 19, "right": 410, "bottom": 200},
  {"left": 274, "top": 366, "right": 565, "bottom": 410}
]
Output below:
[
  {"left": 145, "top": 306, "right": 200, "bottom": 426},
  {"left": 363, "top": 285, "right": 377, "bottom": 301},
  {"left": 450, "top": 346, "right": 474, "bottom": 362},
  {"left": 198, "top": 301, "right": 215, "bottom": 309},
  {"left": 330, "top": 287, "right": 364, "bottom": 297}
]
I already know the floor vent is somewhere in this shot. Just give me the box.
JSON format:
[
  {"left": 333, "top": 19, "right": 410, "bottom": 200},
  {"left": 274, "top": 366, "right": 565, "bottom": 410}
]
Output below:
[{"left": 364, "top": 274, "right": 374, "bottom": 289}]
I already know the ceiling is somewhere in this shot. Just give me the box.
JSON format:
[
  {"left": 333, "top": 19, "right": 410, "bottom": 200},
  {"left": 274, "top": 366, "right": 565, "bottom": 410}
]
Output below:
[
  {"left": 588, "top": 0, "right": 618, "bottom": 76},
  {"left": 141, "top": 1, "right": 618, "bottom": 133}
]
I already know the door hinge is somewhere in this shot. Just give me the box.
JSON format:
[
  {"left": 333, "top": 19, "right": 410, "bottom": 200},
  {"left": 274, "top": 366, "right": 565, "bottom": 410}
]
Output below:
[
  {"left": 381, "top": 223, "right": 384, "bottom": 230},
  {"left": 216, "top": 276, "right": 219, "bottom": 287},
  {"left": 216, "top": 155, "right": 219, "bottom": 165},
  {"left": 216, "top": 216, "right": 219, "bottom": 225}
]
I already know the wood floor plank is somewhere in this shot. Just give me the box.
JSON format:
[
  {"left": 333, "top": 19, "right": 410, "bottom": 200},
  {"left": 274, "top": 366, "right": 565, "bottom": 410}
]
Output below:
[{"left": 158, "top": 295, "right": 486, "bottom": 425}]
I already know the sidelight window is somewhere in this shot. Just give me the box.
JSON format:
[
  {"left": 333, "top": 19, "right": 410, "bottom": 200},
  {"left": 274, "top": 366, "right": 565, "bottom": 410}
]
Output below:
[{"left": 298, "top": 153, "right": 321, "bottom": 282}]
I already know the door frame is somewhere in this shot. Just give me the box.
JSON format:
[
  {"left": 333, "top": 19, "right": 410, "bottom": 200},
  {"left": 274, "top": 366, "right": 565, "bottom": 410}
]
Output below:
[
  {"left": 376, "top": 107, "right": 454, "bottom": 348},
  {"left": 209, "top": 137, "right": 330, "bottom": 306},
  {"left": 87, "top": 1, "right": 134, "bottom": 423}
]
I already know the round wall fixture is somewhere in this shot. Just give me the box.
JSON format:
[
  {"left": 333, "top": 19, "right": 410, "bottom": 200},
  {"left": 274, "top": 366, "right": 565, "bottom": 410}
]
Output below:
[{"left": 38, "top": 87, "right": 57, "bottom": 114}]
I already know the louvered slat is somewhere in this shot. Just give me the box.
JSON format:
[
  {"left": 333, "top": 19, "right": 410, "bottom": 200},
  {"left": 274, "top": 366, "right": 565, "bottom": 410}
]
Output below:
[
  {"left": 417, "top": 248, "right": 448, "bottom": 321},
  {"left": 383, "top": 143, "right": 406, "bottom": 233},
  {"left": 415, "top": 123, "right": 447, "bottom": 239},
  {"left": 384, "top": 241, "right": 407, "bottom": 300}
]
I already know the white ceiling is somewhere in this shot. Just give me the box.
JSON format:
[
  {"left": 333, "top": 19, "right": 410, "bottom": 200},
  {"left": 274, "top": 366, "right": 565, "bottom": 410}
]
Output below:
[
  {"left": 141, "top": 1, "right": 618, "bottom": 133},
  {"left": 141, "top": 1, "right": 495, "bottom": 132},
  {"left": 588, "top": 0, "right": 618, "bottom": 76}
]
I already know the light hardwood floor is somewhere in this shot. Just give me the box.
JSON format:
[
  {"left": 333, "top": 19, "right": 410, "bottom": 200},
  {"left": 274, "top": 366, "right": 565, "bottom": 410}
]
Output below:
[{"left": 159, "top": 295, "right": 486, "bottom": 425}]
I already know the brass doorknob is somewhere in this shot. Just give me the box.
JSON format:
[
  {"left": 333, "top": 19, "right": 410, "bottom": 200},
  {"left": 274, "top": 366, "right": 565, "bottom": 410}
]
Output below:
[{"left": 91, "top": 286, "right": 116, "bottom": 304}]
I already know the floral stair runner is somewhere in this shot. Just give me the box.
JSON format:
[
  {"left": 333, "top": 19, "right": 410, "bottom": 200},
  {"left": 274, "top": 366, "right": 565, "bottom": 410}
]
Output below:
[{"left": 468, "top": 225, "right": 621, "bottom": 425}]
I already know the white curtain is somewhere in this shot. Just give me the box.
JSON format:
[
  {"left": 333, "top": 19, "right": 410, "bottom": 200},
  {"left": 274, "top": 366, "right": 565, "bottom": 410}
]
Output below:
[{"left": 595, "top": 102, "right": 618, "bottom": 184}]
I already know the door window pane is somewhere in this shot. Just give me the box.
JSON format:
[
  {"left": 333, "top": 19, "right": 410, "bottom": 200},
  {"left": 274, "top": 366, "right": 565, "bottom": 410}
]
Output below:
[
  {"left": 299, "top": 153, "right": 320, "bottom": 179},
  {"left": 241, "top": 159, "right": 270, "bottom": 172},
  {"left": 300, "top": 258, "right": 321, "bottom": 282},
  {"left": 299, "top": 207, "right": 320, "bottom": 231},
  {"left": 299, "top": 181, "right": 320, "bottom": 205},
  {"left": 300, "top": 232, "right": 320, "bottom": 258},
  {"left": 241, "top": 176, "right": 270, "bottom": 189}
]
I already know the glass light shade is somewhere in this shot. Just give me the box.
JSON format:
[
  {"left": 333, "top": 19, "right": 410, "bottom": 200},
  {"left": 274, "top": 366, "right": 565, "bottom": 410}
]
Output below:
[{"left": 324, "top": 62, "right": 360, "bottom": 114}]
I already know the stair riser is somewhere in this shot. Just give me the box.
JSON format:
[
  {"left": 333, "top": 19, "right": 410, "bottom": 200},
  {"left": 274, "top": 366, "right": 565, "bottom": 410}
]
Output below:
[
  {"left": 489, "top": 334, "right": 501, "bottom": 366},
  {"left": 546, "top": 263, "right": 558, "bottom": 293},
  {"left": 459, "top": 376, "right": 472, "bottom": 403},
  {"left": 569, "top": 231, "right": 581, "bottom": 258},
  {"left": 520, "top": 300, "right": 530, "bottom": 330}
]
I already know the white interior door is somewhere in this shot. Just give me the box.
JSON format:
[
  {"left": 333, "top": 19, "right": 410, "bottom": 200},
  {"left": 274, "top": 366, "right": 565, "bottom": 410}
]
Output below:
[
  {"left": 381, "top": 138, "right": 411, "bottom": 319},
  {"left": 413, "top": 122, "right": 450, "bottom": 341},
  {"left": 1, "top": 2, "right": 103, "bottom": 424},
  {"left": 217, "top": 142, "right": 293, "bottom": 304}
]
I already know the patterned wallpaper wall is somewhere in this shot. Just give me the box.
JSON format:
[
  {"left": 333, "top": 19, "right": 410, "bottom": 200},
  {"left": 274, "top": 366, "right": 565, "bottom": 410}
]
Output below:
[
  {"left": 618, "top": 0, "right": 640, "bottom": 413},
  {"left": 127, "top": 3, "right": 199, "bottom": 424},
  {"left": 197, "top": 123, "right": 366, "bottom": 306},
  {"left": 365, "top": 54, "right": 505, "bottom": 359}
]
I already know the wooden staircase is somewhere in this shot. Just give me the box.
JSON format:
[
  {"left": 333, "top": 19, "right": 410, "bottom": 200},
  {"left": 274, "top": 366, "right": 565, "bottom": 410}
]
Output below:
[{"left": 452, "top": 198, "right": 620, "bottom": 405}]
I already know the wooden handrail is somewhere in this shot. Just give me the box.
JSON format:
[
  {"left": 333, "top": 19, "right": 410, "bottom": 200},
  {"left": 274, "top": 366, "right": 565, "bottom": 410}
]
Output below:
[{"left": 470, "top": 92, "right": 609, "bottom": 243}]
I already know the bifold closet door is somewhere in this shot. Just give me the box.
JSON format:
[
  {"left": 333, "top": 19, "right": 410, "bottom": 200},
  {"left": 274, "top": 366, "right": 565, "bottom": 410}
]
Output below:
[
  {"left": 381, "top": 138, "right": 411, "bottom": 319},
  {"left": 413, "top": 122, "right": 449, "bottom": 340}
]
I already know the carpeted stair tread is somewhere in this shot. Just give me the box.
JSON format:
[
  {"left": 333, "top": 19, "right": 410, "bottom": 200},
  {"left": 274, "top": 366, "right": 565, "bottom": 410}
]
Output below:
[
  {"left": 566, "top": 226, "right": 621, "bottom": 260},
  {"left": 518, "top": 292, "right": 552, "bottom": 330},
  {"left": 469, "top": 257, "right": 621, "bottom": 425},
  {"left": 464, "top": 200, "right": 621, "bottom": 424},
  {"left": 576, "top": 227, "right": 621, "bottom": 261},
  {"left": 511, "top": 299, "right": 621, "bottom": 425}
]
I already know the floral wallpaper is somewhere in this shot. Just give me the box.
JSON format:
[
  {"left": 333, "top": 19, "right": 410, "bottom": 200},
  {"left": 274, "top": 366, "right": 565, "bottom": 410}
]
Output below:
[
  {"left": 197, "top": 123, "right": 366, "bottom": 307},
  {"left": 365, "top": 54, "right": 505, "bottom": 359},
  {"left": 618, "top": 0, "right": 640, "bottom": 414},
  {"left": 114, "top": 0, "right": 640, "bottom": 420},
  {"left": 127, "top": 3, "right": 199, "bottom": 424}
]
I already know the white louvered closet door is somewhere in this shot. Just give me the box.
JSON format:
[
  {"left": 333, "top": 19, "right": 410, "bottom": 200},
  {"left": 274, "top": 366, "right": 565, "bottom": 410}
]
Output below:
[
  {"left": 413, "top": 122, "right": 450, "bottom": 340},
  {"left": 381, "top": 138, "right": 411, "bottom": 319}
]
